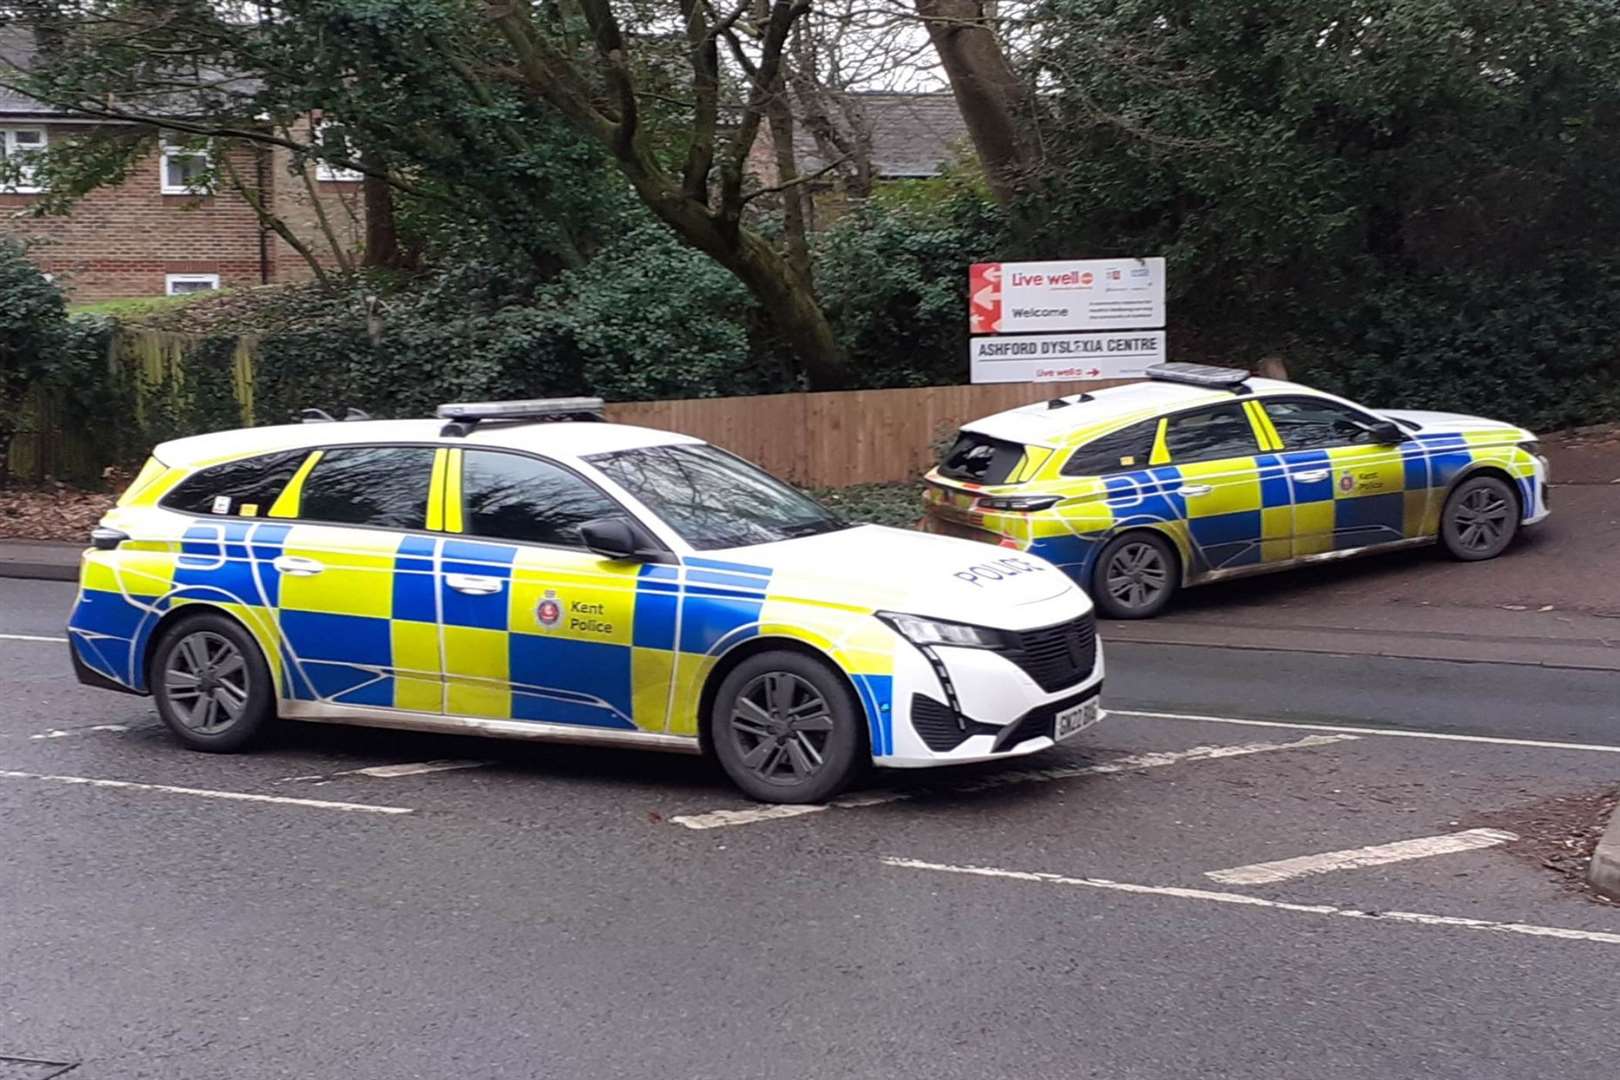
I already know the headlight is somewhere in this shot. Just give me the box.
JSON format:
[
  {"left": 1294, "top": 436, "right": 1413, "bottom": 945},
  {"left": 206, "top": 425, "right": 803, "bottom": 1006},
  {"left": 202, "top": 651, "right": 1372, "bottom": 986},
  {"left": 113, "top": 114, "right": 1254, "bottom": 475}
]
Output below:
[
  {"left": 878, "top": 611, "right": 1007, "bottom": 649},
  {"left": 976, "top": 494, "right": 1061, "bottom": 512},
  {"left": 1517, "top": 439, "right": 1540, "bottom": 455}
]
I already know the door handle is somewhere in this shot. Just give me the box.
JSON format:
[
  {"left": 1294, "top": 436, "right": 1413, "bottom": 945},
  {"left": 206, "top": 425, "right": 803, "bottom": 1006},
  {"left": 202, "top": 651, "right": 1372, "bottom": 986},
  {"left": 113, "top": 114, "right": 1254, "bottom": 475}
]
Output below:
[
  {"left": 445, "top": 573, "right": 503, "bottom": 596},
  {"left": 1176, "top": 484, "right": 1213, "bottom": 497},
  {"left": 1293, "top": 469, "right": 1330, "bottom": 483},
  {"left": 272, "top": 555, "right": 324, "bottom": 576}
]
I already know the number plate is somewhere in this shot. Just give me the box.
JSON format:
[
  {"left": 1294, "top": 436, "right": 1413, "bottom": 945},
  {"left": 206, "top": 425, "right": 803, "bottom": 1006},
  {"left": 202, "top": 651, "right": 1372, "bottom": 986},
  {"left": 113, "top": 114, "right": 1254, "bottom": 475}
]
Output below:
[{"left": 1054, "top": 697, "right": 1102, "bottom": 742}]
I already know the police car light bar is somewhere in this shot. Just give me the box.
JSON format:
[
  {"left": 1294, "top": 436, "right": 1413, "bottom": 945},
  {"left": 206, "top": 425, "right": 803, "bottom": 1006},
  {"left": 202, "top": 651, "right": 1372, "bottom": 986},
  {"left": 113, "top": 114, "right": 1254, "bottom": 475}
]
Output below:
[
  {"left": 436, "top": 397, "right": 606, "bottom": 436},
  {"left": 1145, "top": 362, "right": 1253, "bottom": 392}
]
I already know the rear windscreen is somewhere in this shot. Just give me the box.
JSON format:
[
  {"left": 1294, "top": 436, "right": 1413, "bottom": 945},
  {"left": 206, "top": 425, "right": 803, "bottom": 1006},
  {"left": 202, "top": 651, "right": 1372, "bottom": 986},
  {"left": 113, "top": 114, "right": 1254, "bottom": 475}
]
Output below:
[{"left": 938, "top": 431, "right": 1025, "bottom": 485}]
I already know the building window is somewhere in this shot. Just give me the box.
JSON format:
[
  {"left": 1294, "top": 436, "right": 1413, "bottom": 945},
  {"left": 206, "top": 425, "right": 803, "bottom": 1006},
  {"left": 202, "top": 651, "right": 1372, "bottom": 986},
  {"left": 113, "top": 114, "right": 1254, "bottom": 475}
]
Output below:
[
  {"left": 160, "top": 134, "right": 211, "bottom": 194},
  {"left": 313, "top": 121, "right": 362, "bottom": 182},
  {"left": 1, "top": 128, "right": 47, "bottom": 193},
  {"left": 165, "top": 273, "right": 220, "bottom": 296}
]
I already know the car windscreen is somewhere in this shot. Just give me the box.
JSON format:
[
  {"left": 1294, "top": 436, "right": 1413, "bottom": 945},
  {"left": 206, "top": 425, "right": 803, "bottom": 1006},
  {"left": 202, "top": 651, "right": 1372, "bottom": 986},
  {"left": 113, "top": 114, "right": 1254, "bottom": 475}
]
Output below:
[
  {"left": 586, "top": 443, "right": 851, "bottom": 551},
  {"left": 937, "top": 430, "right": 1024, "bottom": 485}
]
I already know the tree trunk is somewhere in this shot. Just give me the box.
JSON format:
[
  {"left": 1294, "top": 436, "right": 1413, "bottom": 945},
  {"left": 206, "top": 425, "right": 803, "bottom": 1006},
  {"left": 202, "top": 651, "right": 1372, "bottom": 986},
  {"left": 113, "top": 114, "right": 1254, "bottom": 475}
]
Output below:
[
  {"left": 914, "top": 0, "right": 1038, "bottom": 205},
  {"left": 362, "top": 169, "right": 403, "bottom": 269},
  {"left": 765, "top": 79, "right": 813, "bottom": 286}
]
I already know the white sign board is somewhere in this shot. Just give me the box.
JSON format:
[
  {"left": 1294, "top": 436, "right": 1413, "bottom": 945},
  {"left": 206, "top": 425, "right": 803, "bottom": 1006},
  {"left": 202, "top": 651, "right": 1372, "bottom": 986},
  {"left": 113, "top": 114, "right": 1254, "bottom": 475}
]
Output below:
[
  {"left": 970, "top": 331, "right": 1166, "bottom": 385},
  {"left": 970, "top": 257, "right": 1165, "bottom": 334}
]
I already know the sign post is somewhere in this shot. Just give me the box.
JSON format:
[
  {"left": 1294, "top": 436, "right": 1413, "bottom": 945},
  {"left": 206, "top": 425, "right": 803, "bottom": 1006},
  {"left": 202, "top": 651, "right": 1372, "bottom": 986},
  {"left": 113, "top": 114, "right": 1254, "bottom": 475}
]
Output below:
[{"left": 969, "top": 257, "right": 1166, "bottom": 383}]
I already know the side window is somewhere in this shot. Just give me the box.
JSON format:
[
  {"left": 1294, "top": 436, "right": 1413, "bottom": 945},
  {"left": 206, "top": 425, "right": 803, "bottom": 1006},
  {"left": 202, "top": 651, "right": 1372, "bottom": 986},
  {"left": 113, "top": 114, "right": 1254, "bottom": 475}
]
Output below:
[
  {"left": 462, "top": 450, "right": 622, "bottom": 548},
  {"left": 299, "top": 446, "right": 436, "bottom": 529},
  {"left": 1263, "top": 398, "right": 1383, "bottom": 451},
  {"left": 1062, "top": 420, "right": 1159, "bottom": 477},
  {"left": 161, "top": 450, "right": 308, "bottom": 517},
  {"left": 1163, "top": 403, "right": 1260, "bottom": 464}
]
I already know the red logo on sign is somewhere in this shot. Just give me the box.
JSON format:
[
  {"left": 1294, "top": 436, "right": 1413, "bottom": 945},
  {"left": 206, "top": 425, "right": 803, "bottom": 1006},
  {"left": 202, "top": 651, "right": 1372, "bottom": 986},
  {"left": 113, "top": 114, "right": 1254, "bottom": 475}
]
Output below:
[
  {"left": 1079, "top": 271, "right": 1095, "bottom": 286},
  {"left": 969, "top": 262, "right": 1002, "bottom": 333},
  {"left": 537, "top": 599, "right": 561, "bottom": 627}
]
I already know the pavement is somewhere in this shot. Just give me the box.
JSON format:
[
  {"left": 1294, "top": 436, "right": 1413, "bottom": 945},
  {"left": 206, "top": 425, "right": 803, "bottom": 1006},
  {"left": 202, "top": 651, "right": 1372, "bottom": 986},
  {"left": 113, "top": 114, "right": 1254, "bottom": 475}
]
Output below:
[{"left": 4, "top": 574, "right": 1620, "bottom": 1079}]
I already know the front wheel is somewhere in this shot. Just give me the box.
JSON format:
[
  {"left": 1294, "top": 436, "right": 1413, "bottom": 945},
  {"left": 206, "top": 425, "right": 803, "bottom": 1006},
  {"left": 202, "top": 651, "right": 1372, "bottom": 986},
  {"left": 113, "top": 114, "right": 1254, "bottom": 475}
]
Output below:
[
  {"left": 711, "top": 651, "right": 865, "bottom": 804},
  {"left": 1439, "top": 475, "right": 1519, "bottom": 561},
  {"left": 1091, "top": 531, "right": 1179, "bottom": 619},
  {"left": 151, "top": 612, "right": 276, "bottom": 752}
]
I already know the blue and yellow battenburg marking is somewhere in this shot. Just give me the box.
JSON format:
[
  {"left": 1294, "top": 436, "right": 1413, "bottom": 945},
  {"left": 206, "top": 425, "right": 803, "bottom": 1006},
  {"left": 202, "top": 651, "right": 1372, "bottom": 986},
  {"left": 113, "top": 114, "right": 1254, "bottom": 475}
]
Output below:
[
  {"left": 926, "top": 411, "right": 1543, "bottom": 588},
  {"left": 68, "top": 523, "right": 898, "bottom": 752}
]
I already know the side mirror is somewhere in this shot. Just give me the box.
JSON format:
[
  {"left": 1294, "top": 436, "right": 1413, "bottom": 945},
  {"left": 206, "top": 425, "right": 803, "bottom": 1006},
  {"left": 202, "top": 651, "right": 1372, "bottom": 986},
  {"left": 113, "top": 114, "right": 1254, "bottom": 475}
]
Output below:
[
  {"left": 581, "top": 517, "right": 651, "bottom": 561},
  {"left": 1365, "top": 420, "right": 1409, "bottom": 445}
]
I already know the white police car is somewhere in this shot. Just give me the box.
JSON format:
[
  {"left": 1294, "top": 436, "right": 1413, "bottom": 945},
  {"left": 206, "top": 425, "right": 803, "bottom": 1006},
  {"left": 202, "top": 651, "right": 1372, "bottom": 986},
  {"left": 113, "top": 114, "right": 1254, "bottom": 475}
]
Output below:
[{"left": 70, "top": 399, "right": 1105, "bottom": 803}]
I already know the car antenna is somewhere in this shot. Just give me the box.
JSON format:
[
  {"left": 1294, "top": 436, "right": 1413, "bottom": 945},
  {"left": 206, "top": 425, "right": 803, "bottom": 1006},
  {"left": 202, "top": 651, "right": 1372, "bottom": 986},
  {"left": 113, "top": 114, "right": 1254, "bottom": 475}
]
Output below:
[{"left": 1047, "top": 393, "right": 1094, "bottom": 409}]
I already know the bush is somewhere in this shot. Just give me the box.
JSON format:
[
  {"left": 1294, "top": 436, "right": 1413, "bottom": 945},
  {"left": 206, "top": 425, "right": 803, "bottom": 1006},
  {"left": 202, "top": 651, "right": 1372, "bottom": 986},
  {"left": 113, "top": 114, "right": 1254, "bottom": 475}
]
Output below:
[
  {"left": 1297, "top": 260, "right": 1620, "bottom": 432},
  {"left": 0, "top": 241, "right": 70, "bottom": 481}
]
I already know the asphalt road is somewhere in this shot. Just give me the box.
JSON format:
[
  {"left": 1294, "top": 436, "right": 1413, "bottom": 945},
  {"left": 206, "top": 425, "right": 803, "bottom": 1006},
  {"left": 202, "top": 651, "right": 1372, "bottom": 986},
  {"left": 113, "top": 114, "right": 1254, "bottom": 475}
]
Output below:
[{"left": 3, "top": 578, "right": 1619, "bottom": 1080}]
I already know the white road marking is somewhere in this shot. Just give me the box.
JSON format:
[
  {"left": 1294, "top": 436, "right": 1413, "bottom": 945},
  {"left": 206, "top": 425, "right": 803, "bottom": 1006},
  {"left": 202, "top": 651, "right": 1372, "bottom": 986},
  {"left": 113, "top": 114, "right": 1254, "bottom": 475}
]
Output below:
[
  {"left": 882, "top": 856, "right": 1620, "bottom": 946},
  {"left": 30, "top": 724, "right": 132, "bottom": 740},
  {"left": 277, "top": 758, "right": 491, "bottom": 783},
  {"left": 671, "top": 734, "right": 1356, "bottom": 830},
  {"left": 1114, "top": 709, "right": 1620, "bottom": 755},
  {"left": 0, "top": 769, "right": 414, "bottom": 814},
  {"left": 0, "top": 633, "right": 69, "bottom": 643},
  {"left": 1205, "top": 828, "right": 1520, "bottom": 886}
]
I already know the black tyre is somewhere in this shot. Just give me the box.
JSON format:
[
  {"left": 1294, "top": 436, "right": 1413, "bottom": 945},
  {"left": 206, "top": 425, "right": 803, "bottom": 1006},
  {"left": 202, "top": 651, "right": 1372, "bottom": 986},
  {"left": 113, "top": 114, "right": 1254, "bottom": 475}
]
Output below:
[
  {"left": 150, "top": 612, "right": 276, "bottom": 752},
  {"left": 710, "top": 650, "right": 865, "bottom": 804},
  {"left": 1091, "top": 530, "right": 1180, "bottom": 619},
  {"left": 1439, "top": 475, "right": 1519, "bottom": 561}
]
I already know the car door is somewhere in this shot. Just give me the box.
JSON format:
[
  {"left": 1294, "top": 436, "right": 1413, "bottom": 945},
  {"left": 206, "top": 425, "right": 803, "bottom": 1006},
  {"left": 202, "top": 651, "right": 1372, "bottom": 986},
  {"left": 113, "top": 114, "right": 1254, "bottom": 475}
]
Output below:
[
  {"left": 442, "top": 448, "right": 655, "bottom": 731},
  {"left": 271, "top": 445, "right": 445, "bottom": 712},
  {"left": 1258, "top": 397, "right": 1417, "bottom": 556},
  {"left": 1152, "top": 401, "right": 1274, "bottom": 573}
]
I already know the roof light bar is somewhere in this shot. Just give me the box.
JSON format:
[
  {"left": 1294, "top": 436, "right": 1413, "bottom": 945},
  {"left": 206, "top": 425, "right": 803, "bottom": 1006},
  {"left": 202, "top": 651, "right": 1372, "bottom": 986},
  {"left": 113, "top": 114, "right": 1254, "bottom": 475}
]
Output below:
[
  {"left": 1145, "top": 362, "right": 1252, "bottom": 392},
  {"left": 436, "top": 397, "right": 606, "bottom": 436}
]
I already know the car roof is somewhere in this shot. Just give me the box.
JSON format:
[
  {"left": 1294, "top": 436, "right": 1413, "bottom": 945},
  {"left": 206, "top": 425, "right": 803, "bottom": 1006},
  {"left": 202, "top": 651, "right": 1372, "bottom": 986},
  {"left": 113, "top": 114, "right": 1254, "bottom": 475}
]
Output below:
[
  {"left": 961, "top": 376, "right": 1306, "bottom": 448},
  {"left": 153, "top": 418, "right": 703, "bottom": 468}
]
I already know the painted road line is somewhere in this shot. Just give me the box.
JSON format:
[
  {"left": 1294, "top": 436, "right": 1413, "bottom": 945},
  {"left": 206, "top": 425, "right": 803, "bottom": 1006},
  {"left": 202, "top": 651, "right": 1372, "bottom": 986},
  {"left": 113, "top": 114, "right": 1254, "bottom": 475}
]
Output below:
[
  {"left": 671, "top": 734, "right": 1356, "bottom": 830},
  {"left": 1114, "top": 709, "right": 1620, "bottom": 755},
  {"left": 881, "top": 856, "right": 1620, "bottom": 946},
  {"left": 30, "top": 724, "right": 132, "bottom": 740},
  {"left": 277, "top": 759, "right": 492, "bottom": 783},
  {"left": 1205, "top": 828, "right": 1520, "bottom": 886},
  {"left": 0, "top": 769, "right": 414, "bottom": 815},
  {"left": 0, "top": 633, "right": 69, "bottom": 644}
]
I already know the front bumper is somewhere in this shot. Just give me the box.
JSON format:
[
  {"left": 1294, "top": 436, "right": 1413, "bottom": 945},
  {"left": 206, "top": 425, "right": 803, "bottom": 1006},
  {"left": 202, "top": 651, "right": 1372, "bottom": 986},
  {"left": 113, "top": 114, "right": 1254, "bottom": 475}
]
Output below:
[{"left": 879, "top": 634, "right": 1107, "bottom": 767}]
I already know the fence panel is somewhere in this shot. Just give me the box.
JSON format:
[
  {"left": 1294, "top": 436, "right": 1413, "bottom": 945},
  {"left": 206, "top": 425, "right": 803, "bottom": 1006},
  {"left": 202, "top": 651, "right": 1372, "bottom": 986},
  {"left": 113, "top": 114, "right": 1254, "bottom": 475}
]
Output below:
[{"left": 7, "top": 325, "right": 1137, "bottom": 489}]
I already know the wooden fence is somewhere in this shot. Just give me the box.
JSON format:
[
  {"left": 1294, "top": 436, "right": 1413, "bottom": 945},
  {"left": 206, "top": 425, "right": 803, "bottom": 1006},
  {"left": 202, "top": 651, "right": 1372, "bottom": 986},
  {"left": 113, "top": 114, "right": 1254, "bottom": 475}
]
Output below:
[
  {"left": 5, "top": 322, "right": 1128, "bottom": 487},
  {"left": 608, "top": 380, "right": 1129, "bottom": 486}
]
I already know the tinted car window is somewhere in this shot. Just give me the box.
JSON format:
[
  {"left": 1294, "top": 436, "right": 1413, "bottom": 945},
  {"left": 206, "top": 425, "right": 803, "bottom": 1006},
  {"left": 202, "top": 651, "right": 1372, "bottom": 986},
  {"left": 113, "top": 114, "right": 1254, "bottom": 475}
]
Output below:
[
  {"left": 588, "top": 443, "right": 848, "bottom": 551},
  {"left": 1163, "top": 404, "right": 1259, "bottom": 463},
  {"left": 162, "top": 450, "right": 308, "bottom": 517},
  {"left": 462, "top": 450, "right": 622, "bottom": 548},
  {"left": 299, "top": 446, "right": 436, "bottom": 529},
  {"left": 1062, "top": 420, "right": 1159, "bottom": 477},
  {"left": 938, "top": 431, "right": 1025, "bottom": 485},
  {"left": 1264, "top": 397, "right": 1384, "bottom": 450}
]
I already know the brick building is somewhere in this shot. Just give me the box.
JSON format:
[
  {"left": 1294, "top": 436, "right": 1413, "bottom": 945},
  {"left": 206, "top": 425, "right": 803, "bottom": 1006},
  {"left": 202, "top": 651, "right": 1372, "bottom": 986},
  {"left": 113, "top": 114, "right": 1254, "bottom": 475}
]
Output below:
[{"left": 0, "top": 33, "right": 363, "bottom": 300}]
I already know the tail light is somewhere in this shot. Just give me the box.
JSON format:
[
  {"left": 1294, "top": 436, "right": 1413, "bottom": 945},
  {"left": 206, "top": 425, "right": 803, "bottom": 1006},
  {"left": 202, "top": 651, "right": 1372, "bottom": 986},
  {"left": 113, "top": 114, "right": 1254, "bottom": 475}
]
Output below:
[{"left": 976, "top": 494, "right": 1061, "bottom": 513}]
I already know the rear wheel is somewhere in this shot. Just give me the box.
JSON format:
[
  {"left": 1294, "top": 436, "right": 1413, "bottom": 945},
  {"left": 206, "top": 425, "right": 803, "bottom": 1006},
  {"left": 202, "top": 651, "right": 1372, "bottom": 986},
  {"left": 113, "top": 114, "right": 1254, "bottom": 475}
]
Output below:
[
  {"left": 151, "top": 612, "right": 276, "bottom": 752},
  {"left": 1091, "top": 531, "right": 1179, "bottom": 619},
  {"left": 711, "top": 651, "right": 864, "bottom": 804},
  {"left": 1440, "top": 475, "right": 1519, "bottom": 561}
]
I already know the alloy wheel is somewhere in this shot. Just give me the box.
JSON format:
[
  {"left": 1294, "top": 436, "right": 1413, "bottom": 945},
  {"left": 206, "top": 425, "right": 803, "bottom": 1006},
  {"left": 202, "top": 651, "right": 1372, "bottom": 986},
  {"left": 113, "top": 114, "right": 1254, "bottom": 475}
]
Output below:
[
  {"left": 164, "top": 631, "right": 250, "bottom": 734},
  {"left": 1105, "top": 541, "right": 1169, "bottom": 611},
  {"left": 1451, "top": 486, "right": 1512, "bottom": 554},
  {"left": 729, "top": 672, "right": 835, "bottom": 787}
]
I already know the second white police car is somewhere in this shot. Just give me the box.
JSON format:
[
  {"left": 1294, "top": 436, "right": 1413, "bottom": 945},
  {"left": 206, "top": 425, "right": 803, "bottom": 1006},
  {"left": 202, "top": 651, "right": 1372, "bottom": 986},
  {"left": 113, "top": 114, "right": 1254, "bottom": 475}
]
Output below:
[{"left": 70, "top": 398, "right": 1105, "bottom": 804}]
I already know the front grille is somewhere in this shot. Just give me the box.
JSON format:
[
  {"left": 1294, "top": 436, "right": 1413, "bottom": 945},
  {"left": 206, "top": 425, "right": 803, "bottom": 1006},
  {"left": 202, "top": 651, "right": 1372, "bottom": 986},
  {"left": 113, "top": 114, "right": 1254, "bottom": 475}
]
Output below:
[
  {"left": 994, "top": 613, "right": 1097, "bottom": 692},
  {"left": 992, "top": 687, "right": 1102, "bottom": 752}
]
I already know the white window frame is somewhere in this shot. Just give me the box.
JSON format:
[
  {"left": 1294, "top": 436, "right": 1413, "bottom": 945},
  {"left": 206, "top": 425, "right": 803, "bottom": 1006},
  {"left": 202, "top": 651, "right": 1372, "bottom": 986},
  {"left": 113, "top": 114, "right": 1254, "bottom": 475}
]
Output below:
[
  {"left": 160, "top": 134, "right": 212, "bottom": 195},
  {"left": 165, "top": 273, "right": 220, "bottom": 296},
  {"left": 313, "top": 121, "right": 362, "bottom": 183},
  {"left": 1, "top": 127, "right": 48, "bottom": 194}
]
